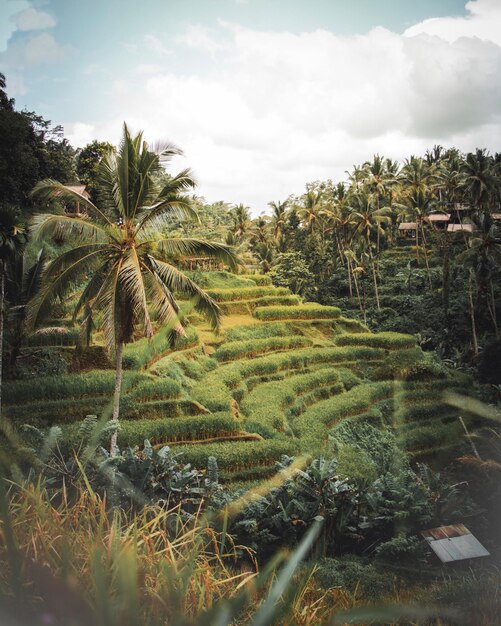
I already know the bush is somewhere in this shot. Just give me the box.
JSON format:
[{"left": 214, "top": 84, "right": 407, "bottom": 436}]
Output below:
[
  {"left": 375, "top": 348, "right": 447, "bottom": 381},
  {"left": 172, "top": 437, "right": 300, "bottom": 470},
  {"left": 315, "top": 557, "right": 399, "bottom": 600},
  {"left": 219, "top": 295, "right": 301, "bottom": 314},
  {"left": 240, "top": 368, "right": 347, "bottom": 433},
  {"left": 253, "top": 304, "right": 341, "bottom": 321},
  {"left": 239, "top": 273, "right": 272, "bottom": 285},
  {"left": 60, "top": 412, "right": 242, "bottom": 450},
  {"left": 214, "top": 335, "right": 311, "bottom": 362},
  {"left": 335, "top": 332, "right": 416, "bottom": 350},
  {"left": 225, "top": 322, "right": 295, "bottom": 342},
  {"left": 207, "top": 286, "right": 290, "bottom": 302},
  {"left": 123, "top": 326, "right": 199, "bottom": 370},
  {"left": 292, "top": 382, "right": 394, "bottom": 451}
]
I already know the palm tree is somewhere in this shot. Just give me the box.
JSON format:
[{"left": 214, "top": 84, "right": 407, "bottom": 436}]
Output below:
[
  {"left": 350, "top": 190, "right": 392, "bottom": 310},
  {"left": 0, "top": 207, "right": 25, "bottom": 420},
  {"left": 268, "top": 200, "right": 288, "bottom": 251},
  {"left": 458, "top": 211, "right": 501, "bottom": 339},
  {"left": 230, "top": 203, "right": 252, "bottom": 241},
  {"left": 29, "top": 124, "right": 238, "bottom": 451},
  {"left": 462, "top": 149, "right": 499, "bottom": 212},
  {"left": 297, "top": 190, "right": 324, "bottom": 233}
]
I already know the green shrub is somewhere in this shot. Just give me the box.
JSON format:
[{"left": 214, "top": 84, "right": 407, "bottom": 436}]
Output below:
[
  {"left": 207, "top": 286, "right": 290, "bottom": 302},
  {"left": 292, "top": 382, "right": 395, "bottom": 451},
  {"left": 315, "top": 557, "right": 399, "bottom": 600},
  {"left": 3, "top": 371, "right": 148, "bottom": 404},
  {"left": 127, "top": 378, "right": 183, "bottom": 401},
  {"left": 24, "top": 327, "right": 80, "bottom": 347},
  {"left": 239, "top": 273, "right": 272, "bottom": 286},
  {"left": 335, "top": 332, "right": 416, "bottom": 350},
  {"left": 219, "top": 295, "right": 301, "bottom": 314},
  {"left": 123, "top": 325, "right": 199, "bottom": 370},
  {"left": 60, "top": 412, "right": 241, "bottom": 451},
  {"left": 330, "top": 419, "right": 406, "bottom": 475},
  {"left": 253, "top": 304, "right": 341, "bottom": 321},
  {"left": 171, "top": 438, "right": 300, "bottom": 470},
  {"left": 225, "top": 322, "right": 295, "bottom": 342},
  {"left": 214, "top": 335, "right": 311, "bottom": 362}
]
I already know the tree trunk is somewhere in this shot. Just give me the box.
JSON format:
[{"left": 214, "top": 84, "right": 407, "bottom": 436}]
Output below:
[
  {"left": 442, "top": 239, "right": 450, "bottom": 317},
  {"left": 468, "top": 271, "right": 479, "bottom": 358},
  {"left": 110, "top": 340, "right": 124, "bottom": 455},
  {"left": 420, "top": 222, "right": 432, "bottom": 288},
  {"left": 0, "top": 263, "right": 4, "bottom": 421},
  {"left": 368, "top": 246, "right": 380, "bottom": 311},
  {"left": 488, "top": 279, "right": 499, "bottom": 338},
  {"left": 346, "top": 251, "right": 353, "bottom": 297}
]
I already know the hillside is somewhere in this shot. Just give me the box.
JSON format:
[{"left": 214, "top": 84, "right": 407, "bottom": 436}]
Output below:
[{"left": 4, "top": 271, "right": 478, "bottom": 487}]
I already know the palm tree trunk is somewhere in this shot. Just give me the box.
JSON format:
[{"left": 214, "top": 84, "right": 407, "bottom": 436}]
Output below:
[
  {"left": 368, "top": 246, "right": 380, "bottom": 311},
  {"left": 110, "top": 340, "right": 124, "bottom": 454},
  {"left": 442, "top": 239, "right": 451, "bottom": 317},
  {"left": 345, "top": 251, "right": 353, "bottom": 297},
  {"left": 488, "top": 279, "right": 499, "bottom": 338},
  {"left": 468, "top": 271, "right": 479, "bottom": 357},
  {"left": 420, "top": 222, "right": 432, "bottom": 287},
  {"left": 0, "top": 262, "right": 4, "bottom": 422}
]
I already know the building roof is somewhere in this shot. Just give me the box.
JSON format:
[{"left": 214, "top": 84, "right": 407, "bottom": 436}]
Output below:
[
  {"left": 447, "top": 223, "right": 474, "bottom": 233},
  {"left": 398, "top": 222, "right": 417, "bottom": 230},
  {"left": 421, "top": 524, "right": 490, "bottom": 563},
  {"left": 65, "top": 185, "right": 90, "bottom": 199},
  {"left": 492, "top": 213, "right": 501, "bottom": 220},
  {"left": 426, "top": 213, "right": 451, "bottom": 222}
]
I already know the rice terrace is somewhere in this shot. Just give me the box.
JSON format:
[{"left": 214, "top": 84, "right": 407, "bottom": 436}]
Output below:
[{"left": 1, "top": 0, "right": 501, "bottom": 624}]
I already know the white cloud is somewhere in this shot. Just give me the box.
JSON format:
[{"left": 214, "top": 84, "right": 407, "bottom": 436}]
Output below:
[
  {"left": 144, "top": 34, "right": 172, "bottom": 56},
  {"left": 11, "top": 7, "right": 55, "bottom": 31},
  {"left": 67, "top": 3, "right": 501, "bottom": 213},
  {"left": 177, "top": 24, "right": 224, "bottom": 54},
  {"left": 404, "top": 0, "right": 501, "bottom": 45},
  {"left": 0, "top": 0, "right": 29, "bottom": 50},
  {"left": 1, "top": 31, "right": 72, "bottom": 66}
]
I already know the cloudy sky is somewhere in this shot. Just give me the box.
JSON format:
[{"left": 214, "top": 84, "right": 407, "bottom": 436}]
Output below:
[{"left": 1, "top": 0, "right": 500, "bottom": 213}]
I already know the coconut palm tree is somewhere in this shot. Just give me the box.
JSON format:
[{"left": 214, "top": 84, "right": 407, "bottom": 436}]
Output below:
[
  {"left": 350, "top": 190, "right": 392, "bottom": 310},
  {"left": 268, "top": 200, "right": 288, "bottom": 251},
  {"left": 462, "top": 149, "right": 499, "bottom": 212},
  {"left": 29, "top": 124, "right": 238, "bottom": 451}
]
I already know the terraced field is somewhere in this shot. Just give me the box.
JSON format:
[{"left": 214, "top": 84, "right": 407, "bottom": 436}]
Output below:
[{"left": 4, "top": 271, "right": 476, "bottom": 485}]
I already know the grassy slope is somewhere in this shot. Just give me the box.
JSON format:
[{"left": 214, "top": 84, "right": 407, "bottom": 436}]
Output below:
[{"left": 4, "top": 271, "right": 477, "bottom": 483}]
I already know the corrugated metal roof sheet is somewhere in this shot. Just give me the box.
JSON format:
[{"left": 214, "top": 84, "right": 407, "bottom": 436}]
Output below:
[{"left": 420, "top": 525, "right": 490, "bottom": 563}]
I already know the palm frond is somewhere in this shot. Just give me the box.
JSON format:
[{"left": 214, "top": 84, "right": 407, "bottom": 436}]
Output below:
[
  {"left": 119, "top": 249, "right": 153, "bottom": 339},
  {"left": 148, "top": 238, "right": 239, "bottom": 270},
  {"left": 27, "top": 247, "right": 104, "bottom": 330},
  {"left": 147, "top": 256, "right": 221, "bottom": 332},
  {"left": 31, "top": 213, "right": 114, "bottom": 244},
  {"left": 135, "top": 197, "right": 199, "bottom": 234},
  {"left": 30, "top": 179, "right": 115, "bottom": 227}
]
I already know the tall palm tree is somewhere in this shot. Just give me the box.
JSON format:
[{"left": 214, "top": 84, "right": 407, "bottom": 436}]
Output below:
[
  {"left": 297, "top": 190, "right": 324, "bottom": 233},
  {"left": 462, "top": 149, "right": 499, "bottom": 212},
  {"left": 458, "top": 211, "right": 501, "bottom": 338},
  {"left": 268, "top": 200, "right": 288, "bottom": 251},
  {"left": 29, "top": 124, "right": 238, "bottom": 451},
  {"left": 350, "top": 190, "right": 392, "bottom": 310}
]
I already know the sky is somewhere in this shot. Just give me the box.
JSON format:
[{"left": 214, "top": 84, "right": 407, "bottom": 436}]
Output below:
[{"left": 1, "top": 0, "right": 501, "bottom": 213}]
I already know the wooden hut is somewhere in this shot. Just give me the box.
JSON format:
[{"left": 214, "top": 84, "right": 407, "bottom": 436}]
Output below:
[
  {"left": 398, "top": 222, "right": 417, "bottom": 238},
  {"left": 424, "top": 213, "right": 450, "bottom": 230},
  {"left": 64, "top": 185, "right": 90, "bottom": 217}
]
